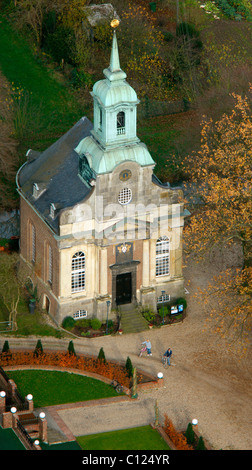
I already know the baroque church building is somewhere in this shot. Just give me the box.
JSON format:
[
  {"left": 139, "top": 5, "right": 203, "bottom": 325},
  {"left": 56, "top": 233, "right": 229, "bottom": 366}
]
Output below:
[{"left": 17, "top": 27, "right": 186, "bottom": 326}]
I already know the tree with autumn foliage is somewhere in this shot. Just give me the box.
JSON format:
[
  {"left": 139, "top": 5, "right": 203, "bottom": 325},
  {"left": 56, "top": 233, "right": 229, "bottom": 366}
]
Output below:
[{"left": 183, "top": 89, "right": 252, "bottom": 350}]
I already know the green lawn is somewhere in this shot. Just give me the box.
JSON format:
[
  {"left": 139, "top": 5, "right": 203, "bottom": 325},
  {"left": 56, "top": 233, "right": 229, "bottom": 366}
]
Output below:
[
  {"left": 0, "top": 426, "right": 26, "bottom": 450},
  {"left": 7, "top": 370, "right": 121, "bottom": 408},
  {"left": 76, "top": 426, "right": 171, "bottom": 450}
]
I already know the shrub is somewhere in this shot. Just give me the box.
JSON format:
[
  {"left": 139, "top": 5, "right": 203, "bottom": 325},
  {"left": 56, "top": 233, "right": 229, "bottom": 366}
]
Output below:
[
  {"left": 185, "top": 422, "right": 195, "bottom": 445},
  {"left": 141, "top": 308, "right": 155, "bottom": 323},
  {"left": 125, "top": 357, "right": 133, "bottom": 378},
  {"left": 196, "top": 436, "right": 206, "bottom": 450},
  {"left": 176, "top": 22, "right": 200, "bottom": 39},
  {"left": 164, "top": 415, "right": 193, "bottom": 450},
  {"left": 158, "top": 306, "right": 169, "bottom": 318},
  {"left": 62, "top": 316, "right": 75, "bottom": 330},
  {"left": 43, "top": 24, "right": 75, "bottom": 64},
  {"left": 90, "top": 318, "right": 102, "bottom": 330},
  {"left": 176, "top": 297, "right": 187, "bottom": 310},
  {"left": 98, "top": 347, "right": 106, "bottom": 364},
  {"left": 75, "top": 318, "right": 91, "bottom": 328},
  {"left": 2, "top": 340, "right": 10, "bottom": 354},
  {"left": 67, "top": 340, "right": 76, "bottom": 356},
  {"left": 0, "top": 351, "right": 130, "bottom": 387},
  {"left": 34, "top": 339, "right": 43, "bottom": 357}
]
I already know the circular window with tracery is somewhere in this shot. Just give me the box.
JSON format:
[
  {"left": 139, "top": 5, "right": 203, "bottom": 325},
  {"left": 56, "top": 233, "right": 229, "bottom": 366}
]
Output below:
[{"left": 118, "top": 187, "right": 132, "bottom": 205}]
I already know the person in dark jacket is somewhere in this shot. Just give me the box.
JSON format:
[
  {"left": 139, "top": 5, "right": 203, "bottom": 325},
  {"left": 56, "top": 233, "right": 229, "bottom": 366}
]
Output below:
[{"left": 163, "top": 348, "right": 172, "bottom": 365}]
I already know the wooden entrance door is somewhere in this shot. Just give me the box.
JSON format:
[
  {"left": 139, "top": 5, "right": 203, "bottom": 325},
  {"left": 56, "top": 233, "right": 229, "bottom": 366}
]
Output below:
[{"left": 116, "top": 272, "right": 132, "bottom": 305}]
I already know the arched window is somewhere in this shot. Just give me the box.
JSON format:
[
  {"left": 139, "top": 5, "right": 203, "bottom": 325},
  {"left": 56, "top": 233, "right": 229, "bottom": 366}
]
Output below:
[
  {"left": 156, "top": 237, "right": 170, "bottom": 277},
  {"left": 28, "top": 221, "right": 36, "bottom": 263},
  {"left": 48, "top": 245, "right": 52, "bottom": 285},
  {"left": 117, "top": 111, "right": 125, "bottom": 135},
  {"left": 71, "top": 252, "right": 85, "bottom": 293}
]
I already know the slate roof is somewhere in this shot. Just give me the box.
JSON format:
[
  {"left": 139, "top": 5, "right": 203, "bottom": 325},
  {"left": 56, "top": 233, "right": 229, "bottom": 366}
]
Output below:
[{"left": 17, "top": 116, "right": 93, "bottom": 234}]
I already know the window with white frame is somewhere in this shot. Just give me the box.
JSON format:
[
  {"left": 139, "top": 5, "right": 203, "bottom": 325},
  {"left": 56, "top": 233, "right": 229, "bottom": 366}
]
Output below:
[
  {"left": 48, "top": 245, "right": 52, "bottom": 284},
  {"left": 118, "top": 187, "right": 132, "bottom": 205},
  {"left": 157, "top": 293, "right": 170, "bottom": 303},
  {"left": 31, "top": 224, "right": 36, "bottom": 262},
  {"left": 117, "top": 111, "right": 125, "bottom": 135},
  {"left": 73, "top": 310, "right": 87, "bottom": 319},
  {"left": 156, "top": 237, "right": 170, "bottom": 277},
  {"left": 71, "top": 252, "right": 85, "bottom": 293}
]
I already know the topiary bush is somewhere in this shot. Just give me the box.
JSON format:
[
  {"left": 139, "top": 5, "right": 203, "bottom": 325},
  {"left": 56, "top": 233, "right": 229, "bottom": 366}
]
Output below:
[
  {"left": 75, "top": 318, "right": 91, "bottom": 329},
  {"left": 2, "top": 340, "right": 11, "bottom": 354},
  {"left": 185, "top": 422, "right": 195, "bottom": 445},
  {"left": 62, "top": 316, "right": 75, "bottom": 330},
  {"left": 196, "top": 436, "right": 206, "bottom": 450},
  {"left": 90, "top": 318, "right": 102, "bottom": 330},
  {"left": 34, "top": 339, "right": 43, "bottom": 357},
  {"left": 67, "top": 340, "right": 76, "bottom": 356},
  {"left": 125, "top": 356, "right": 133, "bottom": 378},
  {"left": 98, "top": 347, "right": 106, "bottom": 363}
]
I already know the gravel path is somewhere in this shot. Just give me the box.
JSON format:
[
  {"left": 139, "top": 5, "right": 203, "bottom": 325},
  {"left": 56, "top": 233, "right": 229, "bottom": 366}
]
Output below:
[{"left": 2, "top": 254, "right": 252, "bottom": 450}]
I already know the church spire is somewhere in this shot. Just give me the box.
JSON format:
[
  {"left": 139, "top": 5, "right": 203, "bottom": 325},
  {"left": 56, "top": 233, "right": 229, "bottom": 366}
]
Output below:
[
  {"left": 103, "top": 19, "right": 126, "bottom": 82},
  {"left": 110, "top": 29, "right": 121, "bottom": 72}
]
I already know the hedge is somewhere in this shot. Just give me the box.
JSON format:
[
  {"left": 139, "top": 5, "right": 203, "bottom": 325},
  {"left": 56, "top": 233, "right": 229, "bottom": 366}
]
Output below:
[{"left": 0, "top": 351, "right": 130, "bottom": 387}]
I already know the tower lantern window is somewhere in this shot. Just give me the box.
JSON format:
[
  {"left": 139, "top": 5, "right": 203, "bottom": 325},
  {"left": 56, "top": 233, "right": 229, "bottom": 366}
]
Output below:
[{"left": 117, "top": 111, "right": 125, "bottom": 135}]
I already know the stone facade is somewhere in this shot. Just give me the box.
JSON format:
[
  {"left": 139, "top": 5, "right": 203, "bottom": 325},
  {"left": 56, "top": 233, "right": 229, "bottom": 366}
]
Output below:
[{"left": 16, "top": 28, "right": 185, "bottom": 326}]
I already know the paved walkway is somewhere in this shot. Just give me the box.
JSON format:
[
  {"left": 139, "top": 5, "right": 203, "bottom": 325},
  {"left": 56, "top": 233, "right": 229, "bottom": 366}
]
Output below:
[
  {"left": 1, "top": 257, "right": 252, "bottom": 450},
  {"left": 36, "top": 396, "right": 157, "bottom": 443}
]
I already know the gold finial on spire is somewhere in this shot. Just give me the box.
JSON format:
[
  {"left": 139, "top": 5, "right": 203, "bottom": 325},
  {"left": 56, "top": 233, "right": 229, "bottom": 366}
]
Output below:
[{"left": 110, "top": 18, "right": 120, "bottom": 29}]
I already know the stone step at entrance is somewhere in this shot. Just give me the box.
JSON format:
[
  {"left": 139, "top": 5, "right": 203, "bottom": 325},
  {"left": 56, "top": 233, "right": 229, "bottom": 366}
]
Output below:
[{"left": 118, "top": 304, "right": 149, "bottom": 334}]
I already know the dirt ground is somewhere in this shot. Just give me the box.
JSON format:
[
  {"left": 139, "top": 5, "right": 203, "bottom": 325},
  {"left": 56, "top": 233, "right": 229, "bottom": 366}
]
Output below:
[
  {"left": 145, "top": 253, "right": 252, "bottom": 450},
  {"left": 84, "top": 248, "right": 251, "bottom": 451},
  {"left": 51, "top": 251, "right": 252, "bottom": 450}
]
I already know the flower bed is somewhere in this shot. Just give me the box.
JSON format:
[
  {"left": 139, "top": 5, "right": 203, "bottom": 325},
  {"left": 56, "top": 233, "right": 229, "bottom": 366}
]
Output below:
[
  {"left": 0, "top": 351, "right": 131, "bottom": 388},
  {"left": 0, "top": 350, "right": 160, "bottom": 392},
  {"left": 62, "top": 316, "right": 119, "bottom": 338},
  {"left": 162, "top": 415, "right": 211, "bottom": 450}
]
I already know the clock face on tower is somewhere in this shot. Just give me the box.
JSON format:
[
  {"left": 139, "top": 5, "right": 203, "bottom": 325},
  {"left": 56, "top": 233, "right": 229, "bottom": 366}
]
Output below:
[{"left": 119, "top": 169, "right": 132, "bottom": 182}]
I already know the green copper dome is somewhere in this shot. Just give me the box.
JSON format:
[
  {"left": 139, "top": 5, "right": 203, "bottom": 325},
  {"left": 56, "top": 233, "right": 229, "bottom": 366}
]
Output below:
[
  {"left": 92, "top": 30, "right": 137, "bottom": 107},
  {"left": 75, "top": 137, "right": 154, "bottom": 174},
  {"left": 93, "top": 79, "right": 138, "bottom": 108}
]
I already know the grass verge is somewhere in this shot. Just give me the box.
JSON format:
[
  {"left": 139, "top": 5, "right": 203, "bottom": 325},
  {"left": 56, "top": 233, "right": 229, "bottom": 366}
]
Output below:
[
  {"left": 7, "top": 370, "right": 122, "bottom": 408},
  {"left": 76, "top": 426, "right": 171, "bottom": 450}
]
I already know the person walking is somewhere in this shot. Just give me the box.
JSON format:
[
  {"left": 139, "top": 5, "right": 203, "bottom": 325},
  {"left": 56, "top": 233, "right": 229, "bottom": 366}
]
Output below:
[
  {"left": 142, "top": 339, "right": 152, "bottom": 356},
  {"left": 163, "top": 348, "right": 172, "bottom": 365}
]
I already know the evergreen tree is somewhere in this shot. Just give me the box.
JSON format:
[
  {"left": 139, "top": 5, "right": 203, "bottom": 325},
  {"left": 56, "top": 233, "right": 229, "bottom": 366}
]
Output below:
[
  {"left": 68, "top": 340, "right": 76, "bottom": 356},
  {"left": 2, "top": 340, "right": 10, "bottom": 354},
  {"left": 98, "top": 347, "right": 106, "bottom": 363},
  {"left": 185, "top": 422, "right": 195, "bottom": 445},
  {"left": 126, "top": 356, "right": 133, "bottom": 378},
  {"left": 196, "top": 436, "right": 206, "bottom": 450},
  {"left": 34, "top": 339, "right": 43, "bottom": 357}
]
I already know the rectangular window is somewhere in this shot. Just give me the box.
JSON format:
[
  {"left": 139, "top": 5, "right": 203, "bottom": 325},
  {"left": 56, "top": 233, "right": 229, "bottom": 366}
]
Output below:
[
  {"left": 157, "top": 293, "right": 170, "bottom": 303},
  {"left": 73, "top": 310, "right": 87, "bottom": 319},
  {"left": 31, "top": 224, "right": 36, "bottom": 262},
  {"left": 71, "top": 252, "right": 85, "bottom": 293},
  {"left": 156, "top": 238, "right": 170, "bottom": 277},
  {"left": 48, "top": 245, "right": 52, "bottom": 284}
]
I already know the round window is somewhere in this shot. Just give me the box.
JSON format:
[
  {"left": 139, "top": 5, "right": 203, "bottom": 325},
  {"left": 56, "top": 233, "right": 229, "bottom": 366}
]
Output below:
[{"left": 118, "top": 187, "right": 132, "bottom": 205}]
